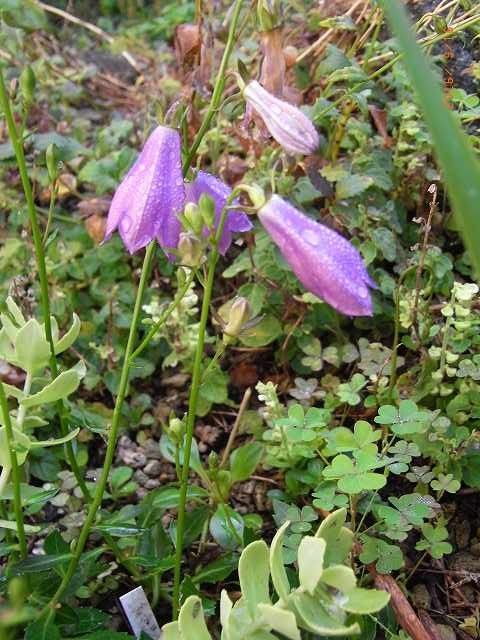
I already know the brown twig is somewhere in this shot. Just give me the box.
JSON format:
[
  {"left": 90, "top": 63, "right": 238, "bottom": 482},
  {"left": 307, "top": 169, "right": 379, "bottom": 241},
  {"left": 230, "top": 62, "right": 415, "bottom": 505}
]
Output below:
[
  {"left": 411, "top": 184, "right": 437, "bottom": 342},
  {"left": 37, "top": 2, "right": 141, "bottom": 73},
  {"left": 219, "top": 387, "right": 252, "bottom": 467},
  {"left": 367, "top": 565, "right": 438, "bottom": 640}
]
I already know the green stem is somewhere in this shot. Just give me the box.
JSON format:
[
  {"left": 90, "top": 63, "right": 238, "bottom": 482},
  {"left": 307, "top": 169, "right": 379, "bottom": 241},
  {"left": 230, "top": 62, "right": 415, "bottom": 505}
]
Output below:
[
  {"left": 181, "top": 0, "right": 244, "bottom": 174},
  {"left": 0, "top": 69, "right": 90, "bottom": 502},
  {"left": 41, "top": 241, "right": 156, "bottom": 619},
  {"left": 0, "top": 382, "right": 27, "bottom": 559},
  {"left": 172, "top": 202, "right": 232, "bottom": 617},
  {"left": 130, "top": 269, "right": 195, "bottom": 362}
]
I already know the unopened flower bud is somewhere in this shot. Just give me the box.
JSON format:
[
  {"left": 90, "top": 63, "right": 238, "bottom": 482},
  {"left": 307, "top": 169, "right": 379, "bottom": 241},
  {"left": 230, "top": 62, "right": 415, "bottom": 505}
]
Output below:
[
  {"left": 223, "top": 297, "right": 252, "bottom": 343},
  {"left": 257, "top": 0, "right": 283, "bottom": 32},
  {"left": 198, "top": 193, "right": 216, "bottom": 229},
  {"left": 169, "top": 417, "right": 185, "bottom": 440},
  {"left": 208, "top": 451, "right": 219, "bottom": 471},
  {"left": 237, "top": 183, "right": 266, "bottom": 209},
  {"left": 183, "top": 202, "right": 203, "bottom": 235},
  {"left": 244, "top": 80, "right": 319, "bottom": 155},
  {"left": 19, "top": 66, "right": 36, "bottom": 108},
  {"left": 178, "top": 232, "right": 203, "bottom": 267},
  {"left": 46, "top": 143, "right": 60, "bottom": 183}
]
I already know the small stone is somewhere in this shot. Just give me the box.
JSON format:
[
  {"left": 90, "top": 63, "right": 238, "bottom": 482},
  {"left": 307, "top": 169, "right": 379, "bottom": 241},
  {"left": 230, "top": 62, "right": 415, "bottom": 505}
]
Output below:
[
  {"left": 470, "top": 542, "right": 480, "bottom": 557},
  {"left": 144, "top": 460, "right": 162, "bottom": 477},
  {"left": 134, "top": 470, "right": 149, "bottom": 486},
  {"left": 122, "top": 449, "right": 147, "bottom": 468},
  {"left": 143, "top": 439, "right": 162, "bottom": 460},
  {"left": 145, "top": 479, "right": 161, "bottom": 490}
]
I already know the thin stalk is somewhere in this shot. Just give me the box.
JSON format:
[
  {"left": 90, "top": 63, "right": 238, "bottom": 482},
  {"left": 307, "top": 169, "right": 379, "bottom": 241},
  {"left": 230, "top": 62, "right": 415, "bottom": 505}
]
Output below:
[
  {"left": 172, "top": 201, "right": 232, "bottom": 617},
  {"left": 0, "top": 69, "right": 90, "bottom": 501},
  {"left": 181, "top": 0, "right": 244, "bottom": 173},
  {"left": 41, "top": 241, "right": 156, "bottom": 619},
  {"left": 0, "top": 382, "right": 27, "bottom": 559},
  {"left": 130, "top": 269, "right": 195, "bottom": 361}
]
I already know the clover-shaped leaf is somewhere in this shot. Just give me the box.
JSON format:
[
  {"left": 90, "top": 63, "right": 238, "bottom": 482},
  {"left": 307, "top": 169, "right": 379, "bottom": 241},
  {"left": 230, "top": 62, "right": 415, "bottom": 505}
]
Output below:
[
  {"left": 406, "top": 465, "right": 434, "bottom": 484},
  {"left": 326, "top": 420, "right": 381, "bottom": 454},
  {"left": 323, "top": 451, "right": 386, "bottom": 494},
  {"left": 415, "top": 524, "right": 452, "bottom": 559},
  {"left": 387, "top": 494, "right": 435, "bottom": 525},
  {"left": 359, "top": 536, "right": 404, "bottom": 574},
  {"left": 430, "top": 473, "right": 461, "bottom": 495},
  {"left": 374, "top": 400, "right": 430, "bottom": 435},
  {"left": 312, "top": 481, "right": 348, "bottom": 511},
  {"left": 336, "top": 373, "right": 367, "bottom": 406}
]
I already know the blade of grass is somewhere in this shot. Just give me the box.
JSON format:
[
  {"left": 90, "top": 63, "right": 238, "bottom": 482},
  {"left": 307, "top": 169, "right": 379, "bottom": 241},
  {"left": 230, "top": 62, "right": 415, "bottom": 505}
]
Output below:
[{"left": 380, "top": 0, "right": 480, "bottom": 276}]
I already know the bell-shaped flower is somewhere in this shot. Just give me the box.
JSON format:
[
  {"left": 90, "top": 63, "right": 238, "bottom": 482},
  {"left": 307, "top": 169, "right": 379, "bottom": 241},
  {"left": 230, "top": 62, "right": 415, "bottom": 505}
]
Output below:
[
  {"left": 185, "top": 171, "right": 252, "bottom": 254},
  {"left": 244, "top": 80, "right": 319, "bottom": 155},
  {"left": 258, "top": 195, "right": 375, "bottom": 316},
  {"left": 104, "top": 126, "right": 185, "bottom": 254}
]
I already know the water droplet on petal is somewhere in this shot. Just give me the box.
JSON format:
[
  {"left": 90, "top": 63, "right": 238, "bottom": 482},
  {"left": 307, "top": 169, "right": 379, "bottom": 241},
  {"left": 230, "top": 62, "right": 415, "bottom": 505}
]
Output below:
[{"left": 304, "top": 229, "right": 319, "bottom": 246}]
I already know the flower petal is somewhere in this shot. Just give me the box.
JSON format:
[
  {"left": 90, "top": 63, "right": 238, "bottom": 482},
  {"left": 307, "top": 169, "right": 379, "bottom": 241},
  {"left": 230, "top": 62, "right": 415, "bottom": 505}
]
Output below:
[
  {"left": 244, "top": 81, "right": 319, "bottom": 155},
  {"left": 185, "top": 171, "right": 252, "bottom": 254},
  {"left": 104, "top": 126, "right": 184, "bottom": 254},
  {"left": 258, "top": 195, "right": 374, "bottom": 316}
]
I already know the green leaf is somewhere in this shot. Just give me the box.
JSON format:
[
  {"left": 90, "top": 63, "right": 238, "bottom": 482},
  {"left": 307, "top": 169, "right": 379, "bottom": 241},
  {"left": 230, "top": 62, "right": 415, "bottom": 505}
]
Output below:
[
  {"left": 381, "top": 0, "right": 480, "bottom": 275},
  {"left": 0, "top": 519, "right": 39, "bottom": 533},
  {"left": 336, "top": 174, "right": 373, "bottom": 199},
  {"left": 230, "top": 441, "right": 263, "bottom": 483},
  {"left": 269, "top": 521, "right": 291, "bottom": 601},
  {"left": 15, "top": 319, "right": 50, "bottom": 374},
  {"left": 21, "top": 366, "right": 84, "bottom": 407},
  {"left": 0, "top": 426, "right": 31, "bottom": 466},
  {"left": 297, "top": 536, "right": 325, "bottom": 594},
  {"left": 54, "top": 313, "right": 81, "bottom": 354},
  {"left": 238, "top": 540, "right": 270, "bottom": 616},
  {"left": 257, "top": 604, "right": 301, "bottom": 640},
  {"left": 240, "top": 315, "right": 282, "bottom": 347},
  {"left": 344, "top": 587, "right": 390, "bottom": 614},
  {"left": 178, "top": 596, "right": 212, "bottom": 640},
  {"left": 320, "top": 565, "right": 356, "bottom": 593},
  {"left": 30, "top": 427, "right": 80, "bottom": 449},
  {"left": 11, "top": 553, "right": 72, "bottom": 574},
  {"left": 25, "top": 616, "right": 61, "bottom": 640},
  {"left": 315, "top": 508, "right": 353, "bottom": 567},
  {"left": 209, "top": 505, "right": 244, "bottom": 550},
  {"left": 193, "top": 554, "right": 237, "bottom": 584}
]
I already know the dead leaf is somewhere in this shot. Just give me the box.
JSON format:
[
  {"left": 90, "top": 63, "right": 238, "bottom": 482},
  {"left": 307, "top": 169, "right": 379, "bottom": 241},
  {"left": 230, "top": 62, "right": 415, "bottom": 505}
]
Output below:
[{"left": 85, "top": 214, "right": 106, "bottom": 244}]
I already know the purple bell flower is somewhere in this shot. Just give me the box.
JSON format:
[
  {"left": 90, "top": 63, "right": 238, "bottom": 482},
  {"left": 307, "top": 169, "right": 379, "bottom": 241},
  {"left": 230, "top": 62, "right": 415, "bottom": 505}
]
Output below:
[
  {"left": 185, "top": 171, "right": 252, "bottom": 255},
  {"left": 258, "top": 195, "right": 375, "bottom": 316},
  {"left": 244, "top": 80, "right": 319, "bottom": 155},
  {"left": 104, "top": 125, "right": 185, "bottom": 254}
]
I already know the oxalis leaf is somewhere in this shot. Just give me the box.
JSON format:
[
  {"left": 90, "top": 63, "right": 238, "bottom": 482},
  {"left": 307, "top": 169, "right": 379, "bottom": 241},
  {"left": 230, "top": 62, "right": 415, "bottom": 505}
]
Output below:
[{"left": 381, "top": 0, "right": 480, "bottom": 275}]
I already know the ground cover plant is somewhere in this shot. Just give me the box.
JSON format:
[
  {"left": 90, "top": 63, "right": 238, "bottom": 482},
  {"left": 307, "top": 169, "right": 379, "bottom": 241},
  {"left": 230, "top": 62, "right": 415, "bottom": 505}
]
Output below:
[{"left": 0, "top": 0, "right": 479, "bottom": 638}]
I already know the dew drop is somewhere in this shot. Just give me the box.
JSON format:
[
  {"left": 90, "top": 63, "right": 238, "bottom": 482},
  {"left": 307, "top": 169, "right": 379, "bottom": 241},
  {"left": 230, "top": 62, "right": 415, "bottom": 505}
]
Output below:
[{"left": 304, "top": 229, "right": 319, "bottom": 246}]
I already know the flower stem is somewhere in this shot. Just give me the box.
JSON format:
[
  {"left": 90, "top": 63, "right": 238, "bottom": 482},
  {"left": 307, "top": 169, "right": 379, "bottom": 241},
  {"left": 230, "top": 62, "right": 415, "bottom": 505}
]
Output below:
[
  {"left": 130, "top": 269, "right": 195, "bottom": 362},
  {"left": 181, "top": 0, "right": 244, "bottom": 174},
  {"left": 0, "top": 382, "right": 27, "bottom": 559},
  {"left": 172, "top": 201, "right": 232, "bottom": 617},
  {"left": 0, "top": 69, "right": 90, "bottom": 502},
  {"left": 41, "top": 241, "right": 156, "bottom": 619}
]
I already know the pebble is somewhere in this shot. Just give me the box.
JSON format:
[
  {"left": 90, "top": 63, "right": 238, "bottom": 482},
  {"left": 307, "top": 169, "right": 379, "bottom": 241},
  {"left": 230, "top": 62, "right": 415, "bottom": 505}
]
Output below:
[
  {"left": 122, "top": 449, "right": 147, "bottom": 468},
  {"left": 144, "top": 460, "right": 162, "bottom": 477}
]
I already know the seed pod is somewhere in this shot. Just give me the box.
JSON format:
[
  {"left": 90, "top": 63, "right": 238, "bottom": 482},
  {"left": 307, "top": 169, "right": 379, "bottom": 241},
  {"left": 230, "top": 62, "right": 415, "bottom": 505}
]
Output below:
[
  {"left": 19, "top": 66, "right": 35, "bottom": 108},
  {"left": 178, "top": 232, "right": 203, "bottom": 267},
  {"left": 223, "top": 297, "right": 252, "bottom": 343},
  {"left": 45, "top": 143, "right": 60, "bottom": 183}
]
